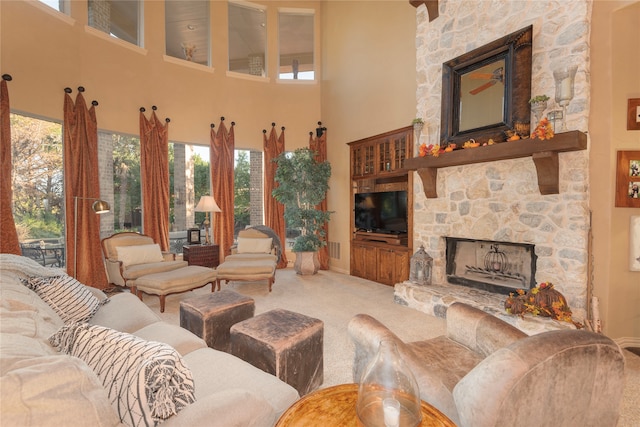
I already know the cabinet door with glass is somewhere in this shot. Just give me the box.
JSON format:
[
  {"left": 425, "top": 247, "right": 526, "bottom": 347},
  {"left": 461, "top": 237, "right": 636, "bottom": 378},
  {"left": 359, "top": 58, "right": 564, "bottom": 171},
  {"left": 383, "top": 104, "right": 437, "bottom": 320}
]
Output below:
[
  {"left": 351, "top": 142, "right": 376, "bottom": 178},
  {"left": 378, "top": 130, "right": 411, "bottom": 175}
]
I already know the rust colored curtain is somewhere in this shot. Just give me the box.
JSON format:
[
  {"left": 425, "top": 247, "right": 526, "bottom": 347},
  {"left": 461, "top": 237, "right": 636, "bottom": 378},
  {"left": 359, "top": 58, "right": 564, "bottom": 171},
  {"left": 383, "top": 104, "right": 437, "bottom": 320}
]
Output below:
[
  {"left": 63, "top": 88, "right": 108, "bottom": 288},
  {"left": 210, "top": 119, "right": 235, "bottom": 259},
  {"left": 310, "top": 125, "right": 329, "bottom": 270},
  {"left": 263, "top": 124, "right": 288, "bottom": 269},
  {"left": 0, "top": 76, "right": 21, "bottom": 255},
  {"left": 140, "top": 108, "right": 170, "bottom": 252}
]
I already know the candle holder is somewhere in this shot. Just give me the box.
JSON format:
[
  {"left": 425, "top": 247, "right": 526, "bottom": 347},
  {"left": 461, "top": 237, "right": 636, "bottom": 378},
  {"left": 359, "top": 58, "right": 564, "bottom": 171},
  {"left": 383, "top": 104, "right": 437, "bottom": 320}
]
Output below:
[
  {"left": 553, "top": 64, "right": 578, "bottom": 132},
  {"left": 356, "top": 340, "right": 422, "bottom": 427},
  {"left": 412, "top": 119, "right": 424, "bottom": 156}
]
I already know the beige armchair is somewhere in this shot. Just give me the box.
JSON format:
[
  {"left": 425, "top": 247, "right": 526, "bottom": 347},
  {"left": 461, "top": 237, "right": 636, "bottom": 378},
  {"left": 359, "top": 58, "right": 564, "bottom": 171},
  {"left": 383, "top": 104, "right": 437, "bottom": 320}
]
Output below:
[
  {"left": 101, "top": 232, "right": 187, "bottom": 292},
  {"left": 348, "top": 302, "right": 626, "bottom": 427}
]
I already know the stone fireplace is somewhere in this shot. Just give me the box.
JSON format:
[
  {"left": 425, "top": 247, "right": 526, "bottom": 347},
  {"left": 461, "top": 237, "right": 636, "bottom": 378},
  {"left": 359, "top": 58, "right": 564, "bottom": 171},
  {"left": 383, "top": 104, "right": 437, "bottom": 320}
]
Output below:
[{"left": 395, "top": 0, "right": 592, "bottom": 334}]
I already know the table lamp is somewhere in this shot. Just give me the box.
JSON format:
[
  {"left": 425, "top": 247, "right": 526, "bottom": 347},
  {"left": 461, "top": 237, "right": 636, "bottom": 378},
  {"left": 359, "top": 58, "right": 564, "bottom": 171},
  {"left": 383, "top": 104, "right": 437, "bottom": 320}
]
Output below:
[{"left": 195, "top": 195, "right": 221, "bottom": 245}]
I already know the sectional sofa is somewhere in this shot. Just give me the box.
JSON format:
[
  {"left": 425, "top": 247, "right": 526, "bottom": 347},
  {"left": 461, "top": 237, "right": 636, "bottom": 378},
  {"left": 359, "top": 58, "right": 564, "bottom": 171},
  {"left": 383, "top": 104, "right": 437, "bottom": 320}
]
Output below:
[{"left": 0, "top": 254, "right": 299, "bottom": 427}]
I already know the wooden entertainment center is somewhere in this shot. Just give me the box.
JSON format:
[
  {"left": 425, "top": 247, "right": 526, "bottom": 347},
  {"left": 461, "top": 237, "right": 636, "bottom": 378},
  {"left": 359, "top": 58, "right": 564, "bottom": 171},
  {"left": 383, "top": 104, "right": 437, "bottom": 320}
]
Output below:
[{"left": 348, "top": 126, "right": 413, "bottom": 286}]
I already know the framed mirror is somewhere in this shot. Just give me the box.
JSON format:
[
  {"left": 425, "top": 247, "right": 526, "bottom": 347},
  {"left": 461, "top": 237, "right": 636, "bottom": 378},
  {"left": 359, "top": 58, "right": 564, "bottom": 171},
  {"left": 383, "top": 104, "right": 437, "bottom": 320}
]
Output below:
[{"left": 440, "top": 25, "right": 532, "bottom": 146}]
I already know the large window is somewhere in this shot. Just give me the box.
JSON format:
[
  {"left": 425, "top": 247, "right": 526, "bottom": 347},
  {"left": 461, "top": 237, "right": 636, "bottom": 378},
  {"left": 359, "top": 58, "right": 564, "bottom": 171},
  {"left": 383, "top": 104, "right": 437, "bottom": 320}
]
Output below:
[
  {"left": 110, "top": 132, "right": 141, "bottom": 233},
  {"left": 278, "top": 9, "right": 314, "bottom": 80},
  {"left": 88, "top": 0, "right": 141, "bottom": 46},
  {"left": 228, "top": 1, "right": 267, "bottom": 77},
  {"left": 165, "top": 0, "right": 210, "bottom": 65},
  {"left": 11, "top": 113, "right": 65, "bottom": 265},
  {"left": 38, "top": 0, "right": 69, "bottom": 14}
]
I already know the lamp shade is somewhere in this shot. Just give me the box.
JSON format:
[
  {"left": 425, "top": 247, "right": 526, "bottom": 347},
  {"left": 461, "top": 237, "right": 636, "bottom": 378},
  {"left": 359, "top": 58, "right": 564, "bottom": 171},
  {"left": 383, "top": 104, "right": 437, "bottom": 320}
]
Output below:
[
  {"left": 195, "top": 195, "right": 221, "bottom": 212},
  {"left": 91, "top": 200, "right": 110, "bottom": 214}
]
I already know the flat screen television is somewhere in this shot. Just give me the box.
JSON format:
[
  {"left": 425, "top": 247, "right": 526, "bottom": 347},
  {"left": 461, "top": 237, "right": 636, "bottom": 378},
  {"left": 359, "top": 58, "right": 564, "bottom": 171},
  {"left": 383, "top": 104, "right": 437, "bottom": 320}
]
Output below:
[{"left": 354, "top": 190, "right": 408, "bottom": 234}]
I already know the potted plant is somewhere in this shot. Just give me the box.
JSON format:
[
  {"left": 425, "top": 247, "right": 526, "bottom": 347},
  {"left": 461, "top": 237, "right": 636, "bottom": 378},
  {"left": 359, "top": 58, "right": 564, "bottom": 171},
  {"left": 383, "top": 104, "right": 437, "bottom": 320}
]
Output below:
[{"left": 272, "top": 147, "right": 332, "bottom": 275}]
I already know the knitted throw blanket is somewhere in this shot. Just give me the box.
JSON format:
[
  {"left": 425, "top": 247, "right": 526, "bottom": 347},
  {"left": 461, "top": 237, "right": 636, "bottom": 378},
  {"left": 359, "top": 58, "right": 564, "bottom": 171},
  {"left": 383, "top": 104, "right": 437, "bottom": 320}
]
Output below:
[{"left": 0, "top": 253, "right": 66, "bottom": 279}]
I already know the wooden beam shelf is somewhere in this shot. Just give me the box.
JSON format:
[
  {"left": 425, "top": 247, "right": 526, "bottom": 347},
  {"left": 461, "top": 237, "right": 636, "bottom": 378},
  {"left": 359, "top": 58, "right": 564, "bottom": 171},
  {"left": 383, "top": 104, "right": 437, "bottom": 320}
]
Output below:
[{"left": 403, "top": 130, "right": 587, "bottom": 198}]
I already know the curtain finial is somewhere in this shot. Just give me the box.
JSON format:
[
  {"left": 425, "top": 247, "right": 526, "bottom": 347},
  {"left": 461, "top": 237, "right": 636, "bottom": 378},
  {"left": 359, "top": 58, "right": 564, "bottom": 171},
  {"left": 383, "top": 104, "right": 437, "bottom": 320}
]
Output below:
[
  {"left": 91, "top": 100, "right": 98, "bottom": 106},
  {"left": 210, "top": 123, "right": 215, "bottom": 128},
  {"left": 271, "top": 122, "right": 275, "bottom": 127},
  {"left": 2, "top": 74, "right": 12, "bottom": 81},
  {"left": 152, "top": 105, "right": 157, "bottom": 111},
  {"left": 140, "top": 107, "right": 146, "bottom": 112},
  {"left": 317, "top": 121, "right": 322, "bottom": 126},
  {"left": 64, "top": 87, "right": 72, "bottom": 93},
  {"left": 309, "top": 131, "right": 313, "bottom": 136},
  {"left": 78, "top": 86, "right": 85, "bottom": 92},
  {"left": 231, "top": 121, "right": 235, "bottom": 126},
  {"left": 263, "top": 129, "right": 267, "bottom": 134},
  {"left": 165, "top": 118, "right": 170, "bottom": 123},
  {"left": 281, "top": 126, "right": 285, "bottom": 131},
  {"left": 220, "top": 116, "right": 225, "bottom": 121}
]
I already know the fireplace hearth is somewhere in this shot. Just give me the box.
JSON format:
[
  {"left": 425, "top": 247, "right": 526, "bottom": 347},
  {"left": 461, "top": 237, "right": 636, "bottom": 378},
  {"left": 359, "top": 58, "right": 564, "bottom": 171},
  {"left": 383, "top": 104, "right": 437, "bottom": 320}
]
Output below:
[{"left": 445, "top": 237, "right": 536, "bottom": 296}]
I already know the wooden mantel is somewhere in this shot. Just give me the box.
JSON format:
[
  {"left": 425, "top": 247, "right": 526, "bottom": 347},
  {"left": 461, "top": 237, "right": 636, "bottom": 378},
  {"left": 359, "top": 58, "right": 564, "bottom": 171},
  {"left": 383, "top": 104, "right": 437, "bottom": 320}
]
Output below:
[
  {"left": 409, "top": 1, "right": 439, "bottom": 21},
  {"left": 403, "top": 130, "right": 588, "bottom": 198}
]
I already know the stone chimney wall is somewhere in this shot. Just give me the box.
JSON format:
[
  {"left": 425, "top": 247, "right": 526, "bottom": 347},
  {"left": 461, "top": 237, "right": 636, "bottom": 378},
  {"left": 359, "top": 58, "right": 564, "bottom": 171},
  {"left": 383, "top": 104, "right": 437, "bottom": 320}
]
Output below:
[{"left": 413, "top": 0, "right": 592, "bottom": 320}]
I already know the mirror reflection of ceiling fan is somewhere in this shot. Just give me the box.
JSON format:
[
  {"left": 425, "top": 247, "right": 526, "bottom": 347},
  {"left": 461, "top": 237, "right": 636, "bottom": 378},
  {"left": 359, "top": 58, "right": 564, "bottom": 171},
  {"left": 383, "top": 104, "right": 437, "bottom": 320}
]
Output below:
[{"left": 468, "top": 67, "right": 504, "bottom": 95}]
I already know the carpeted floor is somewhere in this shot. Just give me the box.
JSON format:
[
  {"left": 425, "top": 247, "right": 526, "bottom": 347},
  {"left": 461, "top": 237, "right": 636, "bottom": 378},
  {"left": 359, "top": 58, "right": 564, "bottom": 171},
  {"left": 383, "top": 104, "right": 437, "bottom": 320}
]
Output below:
[{"left": 138, "top": 268, "right": 639, "bottom": 427}]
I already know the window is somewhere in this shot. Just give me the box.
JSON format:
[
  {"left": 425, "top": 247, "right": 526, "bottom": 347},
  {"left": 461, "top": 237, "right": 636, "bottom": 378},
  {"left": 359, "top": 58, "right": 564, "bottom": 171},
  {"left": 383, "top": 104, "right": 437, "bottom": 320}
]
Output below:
[
  {"left": 88, "top": 0, "right": 141, "bottom": 46},
  {"left": 278, "top": 9, "right": 314, "bottom": 80},
  {"left": 165, "top": 0, "right": 210, "bottom": 65},
  {"left": 38, "top": 0, "right": 69, "bottom": 14},
  {"left": 109, "top": 132, "right": 141, "bottom": 234},
  {"left": 228, "top": 1, "right": 267, "bottom": 77},
  {"left": 11, "top": 113, "right": 65, "bottom": 254}
]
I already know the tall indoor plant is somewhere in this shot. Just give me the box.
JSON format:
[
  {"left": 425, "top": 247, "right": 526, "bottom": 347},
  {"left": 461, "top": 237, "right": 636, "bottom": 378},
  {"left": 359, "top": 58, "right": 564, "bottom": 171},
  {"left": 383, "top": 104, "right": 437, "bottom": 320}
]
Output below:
[{"left": 273, "top": 147, "right": 331, "bottom": 275}]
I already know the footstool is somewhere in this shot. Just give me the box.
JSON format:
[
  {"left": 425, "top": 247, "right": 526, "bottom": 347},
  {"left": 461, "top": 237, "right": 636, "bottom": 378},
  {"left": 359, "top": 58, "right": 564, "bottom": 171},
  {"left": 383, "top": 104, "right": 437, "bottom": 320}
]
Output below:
[
  {"left": 135, "top": 265, "right": 217, "bottom": 313},
  {"left": 230, "top": 308, "right": 324, "bottom": 396},
  {"left": 179, "top": 289, "right": 255, "bottom": 352}
]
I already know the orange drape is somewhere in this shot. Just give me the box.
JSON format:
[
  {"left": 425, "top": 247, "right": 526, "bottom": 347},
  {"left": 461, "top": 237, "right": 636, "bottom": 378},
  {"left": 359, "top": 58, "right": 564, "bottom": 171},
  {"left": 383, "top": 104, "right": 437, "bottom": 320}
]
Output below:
[
  {"left": 63, "top": 89, "right": 108, "bottom": 288},
  {"left": 310, "top": 126, "right": 329, "bottom": 270},
  {"left": 210, "top": 119, "right": 235, "bottom": 259},
  {"left": 0, "top": 77, "right": 20, "bottom": 255},
  {"left": 140, "top": 108, "right": 170, "bottom": 252},
  {"left": 263, "top": 125, "right": 288, "bottom": 269}
]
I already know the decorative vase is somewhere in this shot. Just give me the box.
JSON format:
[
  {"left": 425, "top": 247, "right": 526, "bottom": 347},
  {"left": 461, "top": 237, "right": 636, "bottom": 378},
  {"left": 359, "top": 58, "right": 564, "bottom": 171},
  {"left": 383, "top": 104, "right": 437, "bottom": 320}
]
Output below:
[
  {"left": 530, "top": 100, "right": 547, "bottom": 125},
  {"left": 294, "top": 251, "right": 320, "bottom": 275},
  {"left": 356, "top": 340, "right": 422, "bottom": 427}
]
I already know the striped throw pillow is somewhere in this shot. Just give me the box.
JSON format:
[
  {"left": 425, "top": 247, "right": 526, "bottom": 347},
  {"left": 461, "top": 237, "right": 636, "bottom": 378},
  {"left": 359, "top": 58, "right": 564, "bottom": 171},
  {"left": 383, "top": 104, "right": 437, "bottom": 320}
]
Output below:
[
  {"left": 50, "top": 323, "right": 196, "bottom": 427},
  {"left": 22, "top": 275, "right": 104, "bottom": 324}
]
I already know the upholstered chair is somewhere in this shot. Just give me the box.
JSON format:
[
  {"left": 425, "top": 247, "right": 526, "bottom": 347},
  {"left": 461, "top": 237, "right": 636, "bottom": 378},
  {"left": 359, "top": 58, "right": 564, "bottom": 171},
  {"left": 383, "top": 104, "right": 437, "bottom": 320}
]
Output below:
[{"left": 348, "top": 302, "right": 625, "bottom": 427}]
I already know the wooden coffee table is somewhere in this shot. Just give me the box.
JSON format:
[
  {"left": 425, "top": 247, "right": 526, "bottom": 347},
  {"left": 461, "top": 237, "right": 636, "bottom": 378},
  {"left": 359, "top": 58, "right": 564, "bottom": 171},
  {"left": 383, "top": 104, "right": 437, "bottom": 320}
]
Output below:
[{"left": 275, "top": 383, "right": 455, "bottom": 427}]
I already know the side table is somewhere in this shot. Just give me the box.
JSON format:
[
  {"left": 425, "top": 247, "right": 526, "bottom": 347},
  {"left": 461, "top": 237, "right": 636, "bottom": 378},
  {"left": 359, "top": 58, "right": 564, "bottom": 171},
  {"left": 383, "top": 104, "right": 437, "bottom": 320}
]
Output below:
[
  {"left": 275, "top": 383, "right": 455, "bottom": 427},
  {"left": 183, "top": 244, "right": 219, "bottom": 268}
]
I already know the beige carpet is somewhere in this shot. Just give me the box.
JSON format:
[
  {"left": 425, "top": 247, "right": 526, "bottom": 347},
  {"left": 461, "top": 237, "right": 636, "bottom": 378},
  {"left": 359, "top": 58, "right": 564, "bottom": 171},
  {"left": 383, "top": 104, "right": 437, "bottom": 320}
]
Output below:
[{"left": 139, "top": 268, "right": 639, "bottom": 427}]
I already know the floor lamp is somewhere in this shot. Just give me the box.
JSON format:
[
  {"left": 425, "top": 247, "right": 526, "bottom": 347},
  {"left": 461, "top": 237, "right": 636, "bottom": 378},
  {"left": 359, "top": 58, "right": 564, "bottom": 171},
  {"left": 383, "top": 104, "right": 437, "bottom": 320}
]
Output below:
[
  {"left": 195, "top": 195, "right": 221, "bottom": 245},
  {"left": 74, "top": 196, "right": 110, "bottom": 278}
]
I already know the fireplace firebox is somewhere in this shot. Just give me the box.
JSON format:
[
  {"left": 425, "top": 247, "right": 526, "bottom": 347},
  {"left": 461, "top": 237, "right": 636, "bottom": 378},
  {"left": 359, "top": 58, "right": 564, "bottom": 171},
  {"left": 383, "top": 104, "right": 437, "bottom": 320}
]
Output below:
[{"left": 445, "top": 237, "right": 537, "bottom": 295}]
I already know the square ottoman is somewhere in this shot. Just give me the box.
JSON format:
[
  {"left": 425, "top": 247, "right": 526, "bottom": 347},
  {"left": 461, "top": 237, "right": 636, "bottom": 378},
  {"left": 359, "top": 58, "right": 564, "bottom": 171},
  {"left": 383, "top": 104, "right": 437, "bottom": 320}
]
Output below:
[
  {"left": 230, "top": 308, "right": 324, "bottom": 396},
  {"left": 180, "top": 289, "right": 255, "bottom": 352}
]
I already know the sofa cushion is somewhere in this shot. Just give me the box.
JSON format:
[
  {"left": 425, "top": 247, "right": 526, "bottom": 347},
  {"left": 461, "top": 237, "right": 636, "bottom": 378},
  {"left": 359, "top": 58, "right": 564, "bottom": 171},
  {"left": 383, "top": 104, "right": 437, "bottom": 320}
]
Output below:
[
  {"left": 90, "top": 292, "right": 161, "bottom": 333},
  {"left": 22, "top": 275, "right": 105, "bottom": 324},
  {"left": 237, "top": 237, "right": 273, "bottom": 254},
  {"left": 116, "top": 243, "right": 164, "bottom": 267},
  {"left": 0, "top": 355, "right": 123, "bottom": 427},
  {"left": 50, "top": 323, "right": 196, "bottom": 427}
]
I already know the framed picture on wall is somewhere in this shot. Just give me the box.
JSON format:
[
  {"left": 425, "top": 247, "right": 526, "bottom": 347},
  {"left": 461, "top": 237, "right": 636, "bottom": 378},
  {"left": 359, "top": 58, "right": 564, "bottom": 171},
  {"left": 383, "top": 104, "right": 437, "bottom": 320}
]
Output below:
[
  {"left": 187, "top": 228, "right": 201, "bottom": 245},
  {"left": 615, "top": 150, "right": 640, "bottom": 208}
]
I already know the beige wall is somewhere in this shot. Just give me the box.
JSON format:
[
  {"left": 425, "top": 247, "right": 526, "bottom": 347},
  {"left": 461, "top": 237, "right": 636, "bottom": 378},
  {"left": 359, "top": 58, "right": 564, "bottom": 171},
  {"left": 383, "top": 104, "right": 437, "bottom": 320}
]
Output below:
[
  {"left": 320, "top": 1, "right": 417, "bottom": 273},
  {"left": 1, "top": 0, "right": 321, "bottom": 149},
  {"left": 590, "top": 0, "right": 640, "bottom": 340}
]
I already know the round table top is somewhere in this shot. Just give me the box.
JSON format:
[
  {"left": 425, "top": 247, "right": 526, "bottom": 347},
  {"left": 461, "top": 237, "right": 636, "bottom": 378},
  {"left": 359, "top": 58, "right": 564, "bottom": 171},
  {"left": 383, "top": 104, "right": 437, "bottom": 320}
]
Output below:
[{"left": 275, "top": 383, "right": 456, "bottom": 427}]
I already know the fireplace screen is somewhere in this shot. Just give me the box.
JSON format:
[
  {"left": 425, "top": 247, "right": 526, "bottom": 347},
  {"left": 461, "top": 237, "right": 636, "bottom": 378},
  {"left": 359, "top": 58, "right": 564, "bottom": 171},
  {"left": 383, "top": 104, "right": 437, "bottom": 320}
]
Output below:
[{"left": 445, "top": 237, "right": 536, "bottom": 295}]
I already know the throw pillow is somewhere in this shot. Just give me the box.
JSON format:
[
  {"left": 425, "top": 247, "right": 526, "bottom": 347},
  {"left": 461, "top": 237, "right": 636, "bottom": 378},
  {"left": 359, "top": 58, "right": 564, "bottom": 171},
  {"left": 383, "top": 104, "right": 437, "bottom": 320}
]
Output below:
[
  {"left": 49, "top": 323, "right": 196, "bottom": 427},
  {"left": 237, "top": 237, "right": 273, "bottom": 254},
  {"left": 116, "top": 244, "right": 164, "bottom": 267},
  {"left": 22, "top": 275, "right": 105, "bottom": 324}
]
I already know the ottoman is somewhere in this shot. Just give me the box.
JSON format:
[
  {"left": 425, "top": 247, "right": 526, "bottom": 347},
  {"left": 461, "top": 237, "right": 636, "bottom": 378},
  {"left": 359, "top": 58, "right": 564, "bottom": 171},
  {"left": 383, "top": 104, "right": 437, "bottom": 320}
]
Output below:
[
  {"left": 230, "top": 308, "right": 324, "bottom": 396},
  {"left": 180, "top": 289, "right": 255, "bottom": 352},
  {"left": 134, "top": 265, "right": 217, "bottom": 313}
]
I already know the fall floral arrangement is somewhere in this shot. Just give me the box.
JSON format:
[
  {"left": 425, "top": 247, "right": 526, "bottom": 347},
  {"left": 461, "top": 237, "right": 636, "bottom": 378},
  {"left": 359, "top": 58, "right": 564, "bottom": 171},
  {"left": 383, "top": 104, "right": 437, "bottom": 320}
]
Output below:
[
  {"left": 504, "top": 282, "right": 579, "bottom": 326},
  {"left": 531, "top": 117, "right": 555, "bottom": 140}
]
